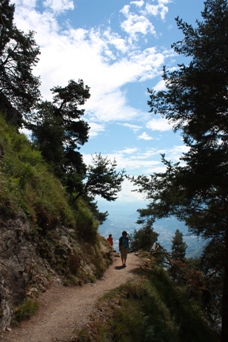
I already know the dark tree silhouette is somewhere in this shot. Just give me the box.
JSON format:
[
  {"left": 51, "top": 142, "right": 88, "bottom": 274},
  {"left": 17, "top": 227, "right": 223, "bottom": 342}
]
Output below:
[
  {"left": 132, "top": 1, "right": 228, "bottom": 340},
  {"left": 0, "top": 0, "right": 40, "bottom": 125},
  {"left": 31, "top": 82, "right": 125, "bottom": 224}
]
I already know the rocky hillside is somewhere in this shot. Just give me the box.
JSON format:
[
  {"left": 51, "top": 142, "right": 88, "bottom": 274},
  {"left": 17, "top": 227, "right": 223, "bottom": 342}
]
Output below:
[
  {"left": 0, "top": 113, "right": 113, "bottom": 330},
  {"left": 0, "top": 213, "right": 113, "bottom": 331}
]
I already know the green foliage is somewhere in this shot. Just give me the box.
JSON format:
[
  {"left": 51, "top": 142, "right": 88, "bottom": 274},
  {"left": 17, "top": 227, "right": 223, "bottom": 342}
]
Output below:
[
  {"left": 85, "top": 199, "right": 108, "bottom": 225},
  {"left": 76, "top": 264, "right": 218, "bottom": 342},
  {"left": 30, "top": 79, "right": 90, "bottom": 179},
  {"left": 75, "top": 328, "right": 90, "bottom": 342},
  {"left": 171, "top": 229, "right": 187, "bottom": 261},
  {"left": 85, "top": 154, "right": 126, "bottom": 201},
  {"left": 13, "top": 298, "right": 38, "bottom": 323},
  {"left": 143, "top": 266, "right": 216, "bottom": 342},
  {"left": 29, "top": 82, "right": 124, "bottom": 223},
  {"left": 30, "top": 101, "right": 65, "bottom": 177},
  {"left": 130, "top": 225, "right": 158, "bottom": 251},
  {"left": 0, "top": 115, "right": 76, "bottom": 228},
  {"left": 110, "top": 280, "right": 176, "bottom": 342},
  {"left": 0, "top": 110, "right": 113, "bottom": 289},
  {"left": 37, "top": 232, "right": 110, "bottom": 286},
  {"left": 0, "top": 0, "right": 40, "bottom": 125},
  {"left": 131, "top": 1, "right": 228, "bottom": 339},
  {"left": 75, "top": 200, "right": 99, "bottom": 242},
  {"left": 0, "top": 115, "right": 109, "bottom": 288}
]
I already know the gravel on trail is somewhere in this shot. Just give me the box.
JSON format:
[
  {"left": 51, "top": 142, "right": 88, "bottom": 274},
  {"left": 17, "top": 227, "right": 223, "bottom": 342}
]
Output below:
[{"left": 1, "top": 252, "right": 141, "bottom": 342}]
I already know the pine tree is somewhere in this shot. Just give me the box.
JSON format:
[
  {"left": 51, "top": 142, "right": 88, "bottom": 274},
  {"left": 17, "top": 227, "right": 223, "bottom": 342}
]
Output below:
[
  {"left": 31, "top": 81, "right": 125, "bottom": 223},
  {"left": 130, "top": 225, "right": 158, "bottom": 252},
  {"left": 132, "top": 1, "right": 228, "bottom": 339},
  {"left": 171, "top": 229, "right": 187, "bottom": 261},
  {"left": 0, "top": 0, "right": 40, "bottom": 125}
]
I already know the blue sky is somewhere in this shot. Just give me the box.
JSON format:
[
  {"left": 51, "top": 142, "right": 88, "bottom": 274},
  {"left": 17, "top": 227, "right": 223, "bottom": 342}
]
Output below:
[{"left": 13, "top": 0, "right": 205, "bottom": 214}]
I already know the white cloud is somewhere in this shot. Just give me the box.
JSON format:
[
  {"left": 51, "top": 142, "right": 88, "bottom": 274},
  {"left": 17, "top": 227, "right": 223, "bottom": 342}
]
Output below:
[
  {"left": 88, "top": 122, "right": 105, "bottom": 138},
  {"left": 83, "top": 142, "right": 188, "bottom": 201},
  {"left": 43, "top": 0, "right": 74, "bottom": 13},
  {"left": 146, "top": 118, "right": 172, "bottom": 131},
  {"left": 130, "top": 0, "right": 145, "bottom": 8},
  {"left": 120, "top": 5, "right": 156, "bottom": 41},
  {"left": 121, "top": 148, "right": 139, "bottom": 154},
  {"left": 121, "top": 123, "right": 142, "bottom": 133},
  {"left": 138, "top": 132, "right": 153, "bottom": 140},
  {"left": 116, "top": 178, "right": 147, "bottom": 202},
  {"left": 83, "top": 149, "right": 162, "bottom": 176},
  {"left": 85, "top": 89, "right": 140, "bottom": 122},
  {"left": 11, "top": 1, "right": 188, "bottom": 205},
  {"left": 95, "top": 143, "right": 189, "bottom": 205},
  {"left": 12, "top": 2, "right": 174, "bottom": 125},
  {"left": 103, "top": 29, "right": 128, "bottom": 54},
  {"left": 154, "top": 79, "right": 166, "bottom": 91},
  {"left": 13, "top": 5, "right": 60, "bottom": 46},
  {"left": 145, "top": 0, "right": 172, "bottom": 20},
  {"left": 13, "top": 0, "right": 37, "bottom": 9},
  {"left": 135, "top": 148, "right": 161, "bottom": 159}
]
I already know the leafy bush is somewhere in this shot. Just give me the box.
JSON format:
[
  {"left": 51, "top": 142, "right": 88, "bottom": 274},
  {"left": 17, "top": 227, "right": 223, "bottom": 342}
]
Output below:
[
  {"left": 75, "top": 200, "right": 99, "bottom": 242},
  {"left": 130, "top": 226, "right": 158, "bottom": 251},
  {"left": 76, "top": 264, "right": 219, "bottom": 342},
  {"left": 13, "top": 298, "right": 39, "bottom": 323}
]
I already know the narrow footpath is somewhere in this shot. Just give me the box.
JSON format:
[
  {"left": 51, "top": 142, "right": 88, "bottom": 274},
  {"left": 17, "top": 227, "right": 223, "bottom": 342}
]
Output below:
[{"left": 1, "top": 253, "right": 141, "bottom": 342}]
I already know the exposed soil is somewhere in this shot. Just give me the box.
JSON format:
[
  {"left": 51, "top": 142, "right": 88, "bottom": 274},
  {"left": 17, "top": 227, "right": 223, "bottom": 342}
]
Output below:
[{"left": 1, "top": 252, "right": 141, "bottom": 342}]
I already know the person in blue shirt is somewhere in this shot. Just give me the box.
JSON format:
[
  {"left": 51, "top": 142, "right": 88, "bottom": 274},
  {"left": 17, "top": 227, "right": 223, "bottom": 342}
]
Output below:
[{"left": 119, "top": 231, "right": 129, "bottom": 267}]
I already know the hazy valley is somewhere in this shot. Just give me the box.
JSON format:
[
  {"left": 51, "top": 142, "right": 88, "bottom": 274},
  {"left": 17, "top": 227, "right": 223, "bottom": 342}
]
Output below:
[{"left": 98, "top": 202, "right": 205, "bottom": 258}]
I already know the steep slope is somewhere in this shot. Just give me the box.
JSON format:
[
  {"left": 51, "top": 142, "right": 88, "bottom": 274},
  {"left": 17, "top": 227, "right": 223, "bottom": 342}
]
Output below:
[{"left": 0, "top": 114, "right": 113, "bottom": 330}]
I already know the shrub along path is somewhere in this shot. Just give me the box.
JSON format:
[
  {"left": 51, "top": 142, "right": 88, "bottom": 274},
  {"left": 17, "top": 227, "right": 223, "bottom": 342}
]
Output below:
[{"left": 2, "top": 252, "right": 141, "bottom": 342}]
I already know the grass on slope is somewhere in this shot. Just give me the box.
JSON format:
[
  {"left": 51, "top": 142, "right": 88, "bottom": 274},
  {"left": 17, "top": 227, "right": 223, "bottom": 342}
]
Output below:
[
  {"left": 75, "top": 260, "right": 219, "bottom": 342},
  {"left": 0, "top": 114, "right": 111, "bottom": 288},
  {"left": 0, "top": 114, "right": 76, "bottom": 228}
]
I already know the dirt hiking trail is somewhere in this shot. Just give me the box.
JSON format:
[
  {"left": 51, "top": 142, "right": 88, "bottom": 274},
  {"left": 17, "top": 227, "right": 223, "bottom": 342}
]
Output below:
[{"left": 1, "top": 253, "right": 141, "bottom": 342}]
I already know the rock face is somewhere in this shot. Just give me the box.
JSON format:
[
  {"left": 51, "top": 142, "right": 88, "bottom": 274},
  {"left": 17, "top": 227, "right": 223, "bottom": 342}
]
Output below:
[
  {"left": 0, "top": 211, "right": 48, "bottom": 330},
  {"left": 0, "top": 211, "right": 113, "bottom": 331}
]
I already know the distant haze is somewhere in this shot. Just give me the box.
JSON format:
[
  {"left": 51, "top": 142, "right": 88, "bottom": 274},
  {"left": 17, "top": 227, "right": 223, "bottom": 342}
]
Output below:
[{"left": 98, "top": 201, "right": 205, "bottom": 258}]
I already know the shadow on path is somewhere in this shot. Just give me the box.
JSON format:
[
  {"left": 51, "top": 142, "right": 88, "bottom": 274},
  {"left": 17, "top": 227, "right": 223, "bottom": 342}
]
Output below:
[
  {"left": 115, "top": 265, "right": 125, "bottom": 270},
  {"left": 2, "top": 252, "right": 141, "bottom": 342}
]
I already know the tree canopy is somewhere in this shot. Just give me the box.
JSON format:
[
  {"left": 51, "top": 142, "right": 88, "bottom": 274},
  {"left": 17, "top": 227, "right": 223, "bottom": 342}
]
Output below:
[
  {"left": 85, "top": 154, "right": 125, "bottom": 202},
  {"left": 30, "top": 82, "right": 125, "bottom": 224},
  {"left": 31, "top": 79, "right": 90, "bottom": 181},
  {"left": 0, "top": 0, "right": 40, "bottom": 125},
  {"left": 130, "top": 225, "right": 158, "bottom": 252},
  {"left": 132, "top": 1, "right": 228, "bottom": 340}
]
